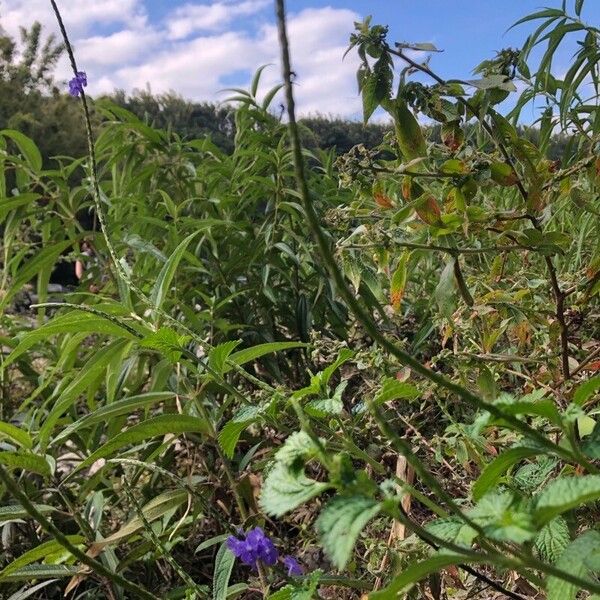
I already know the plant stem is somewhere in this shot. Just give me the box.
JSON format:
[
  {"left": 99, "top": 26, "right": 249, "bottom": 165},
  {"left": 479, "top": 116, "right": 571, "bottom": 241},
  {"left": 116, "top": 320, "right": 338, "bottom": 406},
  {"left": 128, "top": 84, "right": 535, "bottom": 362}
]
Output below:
[{"left": 0, "top": 463, "right": 160, "bottom": 600}]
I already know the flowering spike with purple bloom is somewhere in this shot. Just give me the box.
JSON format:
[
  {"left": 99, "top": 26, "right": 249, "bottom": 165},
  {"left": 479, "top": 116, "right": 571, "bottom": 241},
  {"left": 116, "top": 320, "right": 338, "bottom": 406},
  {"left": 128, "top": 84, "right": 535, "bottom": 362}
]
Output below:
[
  {"left": 226, "top": 527, "right": 278, "bottom": 570},
  {"left": 283, "top": 555, "right": 303, "bottom": 576},
  {"left": 68, "top": 71, "right": 87, "bottom": 97}
]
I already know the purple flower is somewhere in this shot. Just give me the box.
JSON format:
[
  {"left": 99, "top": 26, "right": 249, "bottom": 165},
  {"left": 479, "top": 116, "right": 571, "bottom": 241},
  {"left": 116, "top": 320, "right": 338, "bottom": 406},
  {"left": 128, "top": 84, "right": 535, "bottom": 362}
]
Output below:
[
  {"left": 226, "top": 527, "right": 278, "bottom": 569},
  {"left": 283, "top": 555, "right": 303, "bottom": 576},
  {"left": 68, "top": 71, "right": 87, "bottom": 97}
]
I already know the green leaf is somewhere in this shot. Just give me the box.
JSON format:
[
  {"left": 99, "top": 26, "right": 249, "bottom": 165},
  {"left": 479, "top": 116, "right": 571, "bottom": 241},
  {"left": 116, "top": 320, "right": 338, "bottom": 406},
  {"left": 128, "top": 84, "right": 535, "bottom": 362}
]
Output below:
[
  {"left": 140, "top": 328, "right": 190, "bottom": 363},
  {"left": 5, "top": 579, "right": 57, "bottom": 600},
  {"left": 469, "top": 491, "right": 535, "bottom": 543},
  {"left": 372, "top": 378, "right": 419, "bottom": 406},
  {"left": 0, "top": 505, "right": 55, "bottom": 523},
  {"left": 39, "top": 340, "right": 132, "bottom": 447},
  {"left": 316, "top": 496, "right": 381, "bottom": 570},
  {"left": 306, "top": 381, "right": 346, "bottom": 418},
  {"left": 434, "top": 260, "right": 456, "bottom": 318},
  {"left": 535, "top": 475, "right": 600, "bottom": 525},
  {"left": 150, "top": 231, "right": 200, "bottom": 313},
  {"left": 195, "top": 534, "right": 230, "bottom": 554},
  {"left": 320, "top": 348, "right": 354, "bottom": 388},
  {"left": 274, "top": 431, "right": 319, "bottom": 466},
  {"left": 1, "top": 130, "right": 42, "bottom": 172},
  {"left": 52, "top": 392, "right": 175, "bottom": 445},
  {"left": 574, "top": 376, "right": 600, "bottom": 406},
  {"left": 513, "top": 457, "right": 558, "bottom": 493},
  {"left": 218, "top": 405, "right": 263, "bottom": 459},
  {"left": 3, "top": 311, "right": 141, "bottom": 368},
  {"left": 547, "top": 530, "right": 600, "bottom": 600},
  {"left": 305, "top": 397, "right": 343, "bottom": 418},
  {"left": 213, "top": 542, "right": 236, "bottom": 600},
  {"left": 425, "top": 517, "right": 477, "bottom": 548},
  {"left": 362, "top": 54, "right": 393, "bottom": 122},
  {"left": 71, "top": 415, "right": 210, "bottom": 475},
  {"left": 209, "top": 340, "right": 242, "bottom": 376},
  {"left": 0, "top": 238, "right": 80, "bottom": 311},
  {"left": 0, "top": 422, "right": 32, "bottom": 449},
  {"left": 260, "top": 462, "right": 330, "bottom": 517},
  {"left": 535, "top": 517, "right": 570, "bottom": 563},
  {"left": 472, "top": 446, "right": 538, "bottom": 501},
  {"left": 581, "top": 421, "right": 600, "bottom": 459},
  {"left": 370, "top": 553, "right": 487, "bottom": 599},
  {"left": 91, "top": 489, "right": 188, "bottom": 549},
  {"left": 0, "top": 565, "right": 82, "bottom": 582},
  {"left": 0, "top": 536, "right": 84, "bottom": 580},
  {"left": 226, "top": 342, "right": 308, "bottom": 372},
  {"left": 0, "top": 193, "right": 40, "bottom": 221},
  {"left": 390, "top": 251, "right": 410, "bottom": 311},
  {"left": 0, "top": 452, "right": 51, "bottom": 477}
]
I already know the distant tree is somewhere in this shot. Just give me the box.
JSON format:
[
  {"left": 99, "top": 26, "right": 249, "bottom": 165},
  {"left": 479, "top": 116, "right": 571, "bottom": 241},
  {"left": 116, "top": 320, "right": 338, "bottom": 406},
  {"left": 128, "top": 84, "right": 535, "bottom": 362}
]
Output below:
[
  {"left": 111, "top": 89, "right": 236, "bottom": 152},
  {"left": 0, "top": 21, "right": 89, "bottom": 163}
]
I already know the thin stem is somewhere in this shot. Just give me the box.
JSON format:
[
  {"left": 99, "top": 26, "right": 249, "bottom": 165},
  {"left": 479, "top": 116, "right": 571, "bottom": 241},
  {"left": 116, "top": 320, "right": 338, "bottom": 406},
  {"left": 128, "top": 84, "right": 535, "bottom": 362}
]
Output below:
[
  {"left": 0, "top": 463, "right": 160, "bottom": 600},
  {"left": 273, "top": 0, "right": 593, "bottom": 469}
]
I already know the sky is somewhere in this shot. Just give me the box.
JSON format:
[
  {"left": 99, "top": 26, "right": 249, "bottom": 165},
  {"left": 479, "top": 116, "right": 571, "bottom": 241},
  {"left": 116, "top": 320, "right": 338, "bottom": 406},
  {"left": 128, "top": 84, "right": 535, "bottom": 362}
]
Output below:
[{"left": 1, "top": 0, "right": 598, "bottom": 120}]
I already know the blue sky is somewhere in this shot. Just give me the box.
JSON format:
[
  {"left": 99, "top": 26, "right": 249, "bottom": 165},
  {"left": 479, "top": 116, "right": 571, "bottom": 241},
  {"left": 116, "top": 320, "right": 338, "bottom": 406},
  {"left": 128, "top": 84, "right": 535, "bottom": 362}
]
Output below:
[{"left": 2, "top": 0, "right": 597, "bottom": 120}]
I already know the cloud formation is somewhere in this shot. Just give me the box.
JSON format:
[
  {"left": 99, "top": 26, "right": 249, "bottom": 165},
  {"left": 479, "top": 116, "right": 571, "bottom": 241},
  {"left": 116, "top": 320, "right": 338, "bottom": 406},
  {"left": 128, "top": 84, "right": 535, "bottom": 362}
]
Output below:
[{"left": 0, "top": 0, "right": 364, "bottom": 117}]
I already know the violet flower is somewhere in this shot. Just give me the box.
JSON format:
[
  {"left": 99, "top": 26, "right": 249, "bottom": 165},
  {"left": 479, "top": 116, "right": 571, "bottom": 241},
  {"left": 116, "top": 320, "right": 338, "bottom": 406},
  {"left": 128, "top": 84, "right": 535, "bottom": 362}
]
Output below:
[
  {"left": 227, "top": 527, "right": 278, "bottom": 569},
  {"left": 283, "top": 555, "right": 303, "bottom": 576},
  {"left": 68, "top": 71, "right": 87, "bottom": 97}
]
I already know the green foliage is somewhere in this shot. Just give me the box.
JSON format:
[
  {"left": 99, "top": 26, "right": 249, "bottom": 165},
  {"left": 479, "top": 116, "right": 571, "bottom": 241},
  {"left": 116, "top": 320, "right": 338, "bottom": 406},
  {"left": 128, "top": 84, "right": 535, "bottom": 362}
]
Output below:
[{"left": 1, "top": 1, "right": 600, "bottom": 599}]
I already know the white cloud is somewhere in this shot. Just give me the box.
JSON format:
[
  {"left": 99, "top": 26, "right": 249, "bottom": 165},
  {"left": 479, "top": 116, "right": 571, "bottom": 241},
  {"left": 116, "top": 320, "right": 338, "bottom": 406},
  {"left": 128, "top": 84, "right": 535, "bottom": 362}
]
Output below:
[
  {"left": 167, "top": 0, "right": 270, "bottom": 39},
  {"left": 0, "top": 0, "right": 365, "bottom": 117}
]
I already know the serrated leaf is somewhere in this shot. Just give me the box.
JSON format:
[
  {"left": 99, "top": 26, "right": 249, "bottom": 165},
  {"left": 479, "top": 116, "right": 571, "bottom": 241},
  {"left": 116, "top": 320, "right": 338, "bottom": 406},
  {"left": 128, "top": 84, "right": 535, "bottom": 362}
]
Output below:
[
  {"left": 316, "top": 496, "right": 381, "bottom": 570},
  {"left": 546, "top": 530, "right": 600, "bottom": 600},
  {"left": 372, "top": 378, "right": 419, "bottom": 406},
  {"left": 91, "top": 489, "right": 188, "bottom": 550},
  {"left": 305, "top": 397, "right": 343, "bottom": 418},
  {"left": 140, "top": 327, "right": 190, "bottom": 363},
  {"left": 362, "top": 54, "right": 393, "bottom": 123},
  {"left": 0, "top": 537, "right": 84, "bottom": 580},
  {"left": 469, "top": 491, "right": 535, "bottom": 543},
  {"left": 535, "top": 475, "right": 600, "bottom": 525},
  {"left": 425, "top": 517, "right": 477, "bottom": 548},
  {"left": 260, "top": 462, "right": 330, "bottom": 517},
  {"left": 535, "top": 517, "right": 570, "bottom": 563},
  {"left": 274, "top": 431, "right": 319, "bottom": 466},
  {"left": 71, "top": 415, "right": 210, "bottom": 475},
  {"left": 218, "top": 405, "right": 263, "bottom": 458},
  {"left": 513, "top": 457, "right": 558, "bottom": 493},
  {"left": 213, "top": 541, "right": 236, "bottom": 600}
]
